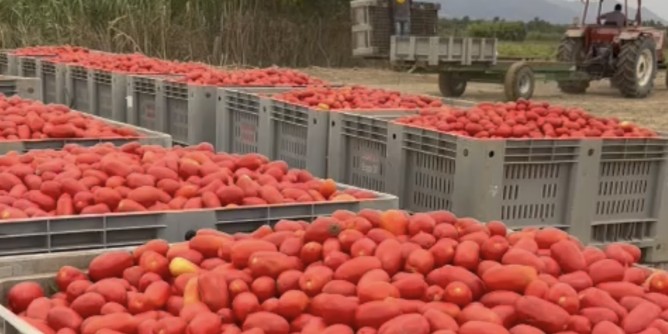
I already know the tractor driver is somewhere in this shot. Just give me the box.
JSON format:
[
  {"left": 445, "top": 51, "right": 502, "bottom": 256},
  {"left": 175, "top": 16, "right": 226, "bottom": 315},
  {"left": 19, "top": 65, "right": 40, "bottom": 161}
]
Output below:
[{"left": 599, "top": 4, "right": 627, "bottom": 27}]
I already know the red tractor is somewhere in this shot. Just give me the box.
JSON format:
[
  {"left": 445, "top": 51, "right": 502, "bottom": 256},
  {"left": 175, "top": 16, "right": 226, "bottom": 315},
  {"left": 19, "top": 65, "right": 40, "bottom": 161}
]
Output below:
[{"left": 557, "top": 0, "right": 665, "bottom": 98}]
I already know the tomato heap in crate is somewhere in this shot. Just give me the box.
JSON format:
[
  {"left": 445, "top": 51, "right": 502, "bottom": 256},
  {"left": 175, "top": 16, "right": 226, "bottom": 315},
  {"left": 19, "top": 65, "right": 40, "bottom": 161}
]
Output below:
[
  {"left": 0, "top": 142, "right": 374, "bottom": 220},
  {"left": 396, "top": 99, "right": 657, "bottom": 139},
  {"left": 0, "top": 95, "right": 139, "bottom": 141},
  {"left": 275, "top": 86, "right": 444, "bottom": 110},
  {"left": 5, "top": 209, "right": 668, "bottom": 333},
  {"left": 12, "top": 46, "right": 323, "bottom": 87}
]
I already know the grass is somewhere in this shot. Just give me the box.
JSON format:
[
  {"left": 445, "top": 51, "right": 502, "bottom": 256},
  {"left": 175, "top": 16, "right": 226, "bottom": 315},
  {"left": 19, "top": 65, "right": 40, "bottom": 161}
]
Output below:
[
  {"left": 497, "top": 40, "right": 558, "bottom": 59},
  {"left": 498, "top": 40, "right": 668, "bottom": 60}
]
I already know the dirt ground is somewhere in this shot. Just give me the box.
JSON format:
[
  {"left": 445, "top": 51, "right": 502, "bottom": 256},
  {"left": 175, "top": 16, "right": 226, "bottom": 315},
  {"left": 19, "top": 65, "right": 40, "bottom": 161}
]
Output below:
[{"left": 305, "top": 67, "right": 668, "bottom": 131}]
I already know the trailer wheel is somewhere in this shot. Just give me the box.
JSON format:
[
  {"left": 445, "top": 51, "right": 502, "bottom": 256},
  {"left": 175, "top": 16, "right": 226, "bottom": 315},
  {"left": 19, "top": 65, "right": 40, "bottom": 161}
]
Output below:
[
  {"left": 438, "top": 72, "right": 467, "bottom": 97},
  {"left": 504, "top": 62, "right": 535, "bottom": 101}
]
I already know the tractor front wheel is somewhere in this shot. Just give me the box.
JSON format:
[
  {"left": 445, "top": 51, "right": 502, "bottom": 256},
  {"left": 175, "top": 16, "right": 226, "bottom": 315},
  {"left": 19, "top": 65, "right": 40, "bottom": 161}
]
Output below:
[
  {"left": 556, "top": 38, "right": 590, "bottom": 94},
  {"left": 614, "top": 36, "right": 657, "bottom": 98}
]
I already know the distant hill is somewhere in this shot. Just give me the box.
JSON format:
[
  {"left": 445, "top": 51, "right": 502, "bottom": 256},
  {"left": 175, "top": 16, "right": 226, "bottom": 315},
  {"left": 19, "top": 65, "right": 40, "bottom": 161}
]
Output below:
[{"left": 434, "top": 0, "right": 667, "bottom": 24}]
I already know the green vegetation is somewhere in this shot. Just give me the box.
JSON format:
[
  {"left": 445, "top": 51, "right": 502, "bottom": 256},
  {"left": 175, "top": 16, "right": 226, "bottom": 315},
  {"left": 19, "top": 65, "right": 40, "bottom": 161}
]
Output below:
[
  {"left": 497, "top": 41, "right": 557, "bottom": 59},
  {"left": 0, "top": 0, "right": 352, "bottom": 67},
  {"left": 439, "top": 16, "right": 667, "bottom": 59},
  {"left": 0, "top": 1, "right": 664, "bottom": 67}
]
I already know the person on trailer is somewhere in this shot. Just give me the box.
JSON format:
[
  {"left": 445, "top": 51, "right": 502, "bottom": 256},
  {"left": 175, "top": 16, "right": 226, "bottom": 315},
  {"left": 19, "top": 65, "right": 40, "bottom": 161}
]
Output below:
[
  {"left": 599, "top": 3, "right": 627, "bottom": 27},
  {"left": 392, "top": 0, "right": 412, "bottom": 36}
]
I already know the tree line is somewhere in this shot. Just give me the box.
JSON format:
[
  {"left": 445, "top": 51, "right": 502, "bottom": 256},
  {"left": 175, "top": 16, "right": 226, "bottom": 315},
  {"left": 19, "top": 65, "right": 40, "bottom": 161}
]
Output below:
[{"left": 439, "top": 16, "right": 667, "bottom": 41}]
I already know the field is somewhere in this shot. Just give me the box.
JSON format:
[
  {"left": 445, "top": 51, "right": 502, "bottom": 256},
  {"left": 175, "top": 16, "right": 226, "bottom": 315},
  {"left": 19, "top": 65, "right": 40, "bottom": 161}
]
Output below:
[
  {"left": 498, "top": 41, "right": 557, "bottom": 59},
  {"left": 305, "top": 67, "right": 668, "bottom": 131},
  {"left": 499, "top": 40, "right": 668, "bottom": 59}
]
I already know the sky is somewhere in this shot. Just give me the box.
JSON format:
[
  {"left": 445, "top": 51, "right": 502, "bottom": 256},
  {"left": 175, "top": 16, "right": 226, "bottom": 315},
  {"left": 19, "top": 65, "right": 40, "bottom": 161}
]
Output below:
[
  {"left": 562, "top": 0, "right": 668, "bottom": 21},
  {"left": 637, "top": 0, "right": 668, "bottom": 20}
]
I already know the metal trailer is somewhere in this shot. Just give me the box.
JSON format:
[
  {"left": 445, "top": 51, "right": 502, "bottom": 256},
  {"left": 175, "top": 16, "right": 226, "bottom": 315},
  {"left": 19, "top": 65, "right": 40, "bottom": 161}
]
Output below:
[
  {"left": 351, "top": 0, "right": 586, "bottom": 101},
  {"left": 388, "top": 35, "right": 590, "bottom": 101}
]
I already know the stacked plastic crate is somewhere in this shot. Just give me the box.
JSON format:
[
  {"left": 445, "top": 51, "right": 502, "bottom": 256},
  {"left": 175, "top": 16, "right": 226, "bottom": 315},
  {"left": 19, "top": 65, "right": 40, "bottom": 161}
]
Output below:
[{"left": 351, "top": 0, "right": 441, "bottom": 58}]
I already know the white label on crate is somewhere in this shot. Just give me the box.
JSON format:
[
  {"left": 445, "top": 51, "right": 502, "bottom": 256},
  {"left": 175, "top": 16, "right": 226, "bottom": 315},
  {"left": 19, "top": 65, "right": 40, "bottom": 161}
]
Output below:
[
  {"left": 126, "top": 95, "right": 133, "bottom": 108},
  {"left": 360, "top": 154, "right": 381, "bottom": 175},
  {"left": 488, "top": 185, "right": 499, "bottom": 198}
]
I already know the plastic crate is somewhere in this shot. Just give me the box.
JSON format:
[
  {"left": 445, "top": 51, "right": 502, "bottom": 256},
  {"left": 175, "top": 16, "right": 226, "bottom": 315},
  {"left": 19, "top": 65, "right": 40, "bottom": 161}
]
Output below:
[
  {"left": 3, "top": 53, "right": 18, "bottom": 76},
  {"left": 387, "top": 124, "right": 597, "bottom": 228},
  {"left": 0, "top": 248, "right": 134, "bottom": 334},
  {"left": 328, "top": 111, "right": 419, "bottom": 193},
  {"left": 216, "top": 87, "right": 295, "bottom": 153},
  {"left": 265, "top": 101, "right": 330, "bottom": 176},
  {"left": 0, "top": 75, "right": 43, "bottom": 102},
  {"left": 35, "top": 59, "right": 66, "bottom": 104},
  {"left": 0, "top": 183, "right": 396, "bottom": 256},
  {"left": 0, "top": 51, "right": 9, "bottom": 75},
  {"left": 90, "top": 69, "right": 127, "bottom": 122},
  {"left": 351, "top": 0, "right": 441, "bottom": 58},
  {"left": 126, "top": 76, "right": 166, "bottom": 132},
  {"left": 328, "top": 101, "right": 475, "bottom": 193},
  {"left": 64, "top": 65, "right": 91, "bottom": 113},
  {"left": 586, "top": 137, "right": 668, "bottom": 262},
  {"left": 0, "top": 113, "right": 172, "bottom": 154},
  {"left": 16, "top": 57, "right": 37, "bottom": 78},
  {"left": 160, "top": 81, "right": 217, "bottom": 145}
]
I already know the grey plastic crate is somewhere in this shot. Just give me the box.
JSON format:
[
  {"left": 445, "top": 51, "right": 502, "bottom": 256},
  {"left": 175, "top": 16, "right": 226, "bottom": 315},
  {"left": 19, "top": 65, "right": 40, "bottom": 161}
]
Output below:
[
  {"left": 16, "top": 57, "right": 37, "bottom": 78},
  {"left": 0, "top": 76, "right": 43, "bottom": 102},
  {"left": 328, "top": 111, "right": 419, "bottom": 193},
  {"left": 0, "top": 112, "right": 172, "bottom": 154},
  {"left": 262, "top": 100, "right": 333, "bottom": 177},
  {"left": 387, "top": 124, "right": 598, "bottom": 230},
  {"left": 328, "top": 102, "right": 475, "bottom": 193},
  {"left": 0, "top": 52, "right": 9, "bottom": 75},
  {"left": 331, "top": 114, "right": 590, "bottom": 230},
  {"left": 161, "top": 81, "right": 217, "bottom": 145},
  {"left": 126, "top": 75, "right": 165, "bottom": 132},
  {"left": 35, "top": 59, "right": 66, "bottom": 104},
  {"left": 586, "top": 137, "right": 668, "bottom": 262},
  {"left": 0, "top": 248, "right": 141, "bottom": 334},
  {"left": 0, "top": 183, "right": 395, "bottom": 256},
  {"left": 90, "top": 69, "right": 127, "bottom": 122},
  {"left": 216, "top": 87, "right": 295, "bottom": 153},
  {"left": 64, "top": 65, "right": 91, "bottom": 112},
  {"left": 3, "top": 54, "right": 18, "bottom": 76}
]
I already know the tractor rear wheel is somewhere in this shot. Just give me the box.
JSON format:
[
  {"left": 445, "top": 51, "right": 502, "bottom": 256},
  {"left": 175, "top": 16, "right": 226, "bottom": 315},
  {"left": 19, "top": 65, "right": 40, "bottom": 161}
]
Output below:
[
  {"left": 438, "top": 72, "right": 467, "bottom": 97},
  {"left": 614, "top": 36, "right": 657, "bottom": 98},
  {"left": 556, "top": 38, "right": 590, "bottom": 94}
]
